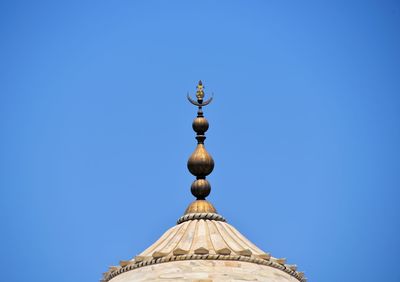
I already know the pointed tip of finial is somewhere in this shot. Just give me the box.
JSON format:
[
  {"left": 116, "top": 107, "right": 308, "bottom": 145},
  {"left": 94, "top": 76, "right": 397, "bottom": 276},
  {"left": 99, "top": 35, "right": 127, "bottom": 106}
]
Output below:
[
  {"left": 187, "top": 81, "right": 213, "bottom": 107},
  {"left": 196, "top": 81, "right": 204, "bottom": 100}
]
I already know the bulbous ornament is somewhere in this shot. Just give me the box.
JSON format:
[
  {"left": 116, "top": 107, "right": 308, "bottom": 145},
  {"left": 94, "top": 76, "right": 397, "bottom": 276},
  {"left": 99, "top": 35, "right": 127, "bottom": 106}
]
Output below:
[
  {"left": 187, "top": 144, "right": 214, "bottom": 177},
  {"left": 191, "top": 179, "right": 211, "bottom": 199},
  {"left": 192, "top": 117, "right": 209, "bottom": 134}
]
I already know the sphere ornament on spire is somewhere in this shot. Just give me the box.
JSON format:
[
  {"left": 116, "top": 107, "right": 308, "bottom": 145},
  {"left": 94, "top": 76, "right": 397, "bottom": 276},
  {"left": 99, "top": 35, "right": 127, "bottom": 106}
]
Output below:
[{"left": 191, "top": 178, "right": 211, "bottom": 199}]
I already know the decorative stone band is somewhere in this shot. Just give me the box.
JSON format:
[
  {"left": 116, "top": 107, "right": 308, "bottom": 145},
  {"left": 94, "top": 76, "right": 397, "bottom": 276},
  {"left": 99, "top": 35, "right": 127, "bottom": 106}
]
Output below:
[
  {"left": 103, "top": 254, "right": 306, "bottom": 282},
  {"left": 176, "top": 212, "right": 226, "bottom": 224}
]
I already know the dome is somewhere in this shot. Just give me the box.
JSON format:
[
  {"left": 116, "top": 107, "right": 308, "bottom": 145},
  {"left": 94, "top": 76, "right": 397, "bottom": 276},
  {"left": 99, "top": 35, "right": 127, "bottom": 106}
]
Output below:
[
  {"left": 102, "top": 82, "right": 306, "bottom": 281},
  {"left": 103, "top": 213, "right": 305, "bottom": 282}
]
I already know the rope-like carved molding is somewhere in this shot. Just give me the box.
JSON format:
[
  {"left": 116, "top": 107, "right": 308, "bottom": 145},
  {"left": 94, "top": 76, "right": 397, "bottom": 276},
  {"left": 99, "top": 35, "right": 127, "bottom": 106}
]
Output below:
[
  {"left": 102, "top": 254, "right": 307, "bottom": 282},
  {"left": 176, "top": 212, "right": 226, "bottom": 224}
]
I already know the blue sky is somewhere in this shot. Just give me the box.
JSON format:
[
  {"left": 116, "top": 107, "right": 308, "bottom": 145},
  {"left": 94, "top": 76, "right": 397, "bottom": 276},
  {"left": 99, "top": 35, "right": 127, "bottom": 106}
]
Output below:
[{"left": 0, "top": 1, "right": 399, "bottom": 281}]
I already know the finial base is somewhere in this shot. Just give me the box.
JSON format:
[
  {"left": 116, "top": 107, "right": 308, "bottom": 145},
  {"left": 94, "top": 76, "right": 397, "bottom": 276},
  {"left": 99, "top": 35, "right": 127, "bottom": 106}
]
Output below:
[{"left": 184, "top": 200, "right": 217, "bottom": 214}]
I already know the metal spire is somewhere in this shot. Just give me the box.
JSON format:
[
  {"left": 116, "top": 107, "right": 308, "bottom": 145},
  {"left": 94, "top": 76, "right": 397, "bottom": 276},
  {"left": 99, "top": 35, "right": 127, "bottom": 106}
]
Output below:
[{"left": 185, "top": 81, "right": 216, "bottom": 214}]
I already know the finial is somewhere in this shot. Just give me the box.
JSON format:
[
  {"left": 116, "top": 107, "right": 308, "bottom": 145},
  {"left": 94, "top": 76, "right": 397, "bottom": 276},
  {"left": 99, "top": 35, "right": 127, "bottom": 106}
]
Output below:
[
  {"left": 196, "top": 80, "right": 204, "bottom": 101},
  {"left": 187, "top": 81, "right": 213, "bottom": 107},
  {"left": 185, "top": 81, "right": 216, "bottom": 214}
]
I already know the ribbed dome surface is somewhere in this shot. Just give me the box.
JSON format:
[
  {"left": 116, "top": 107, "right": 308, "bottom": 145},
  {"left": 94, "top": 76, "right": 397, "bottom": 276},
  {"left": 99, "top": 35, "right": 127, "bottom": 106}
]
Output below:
[
  {"left": 136, "top": 218, "right": 269, "bottom": 260},
  {"left": 103, "top": 214, "right": 305, "bottom": 282}
]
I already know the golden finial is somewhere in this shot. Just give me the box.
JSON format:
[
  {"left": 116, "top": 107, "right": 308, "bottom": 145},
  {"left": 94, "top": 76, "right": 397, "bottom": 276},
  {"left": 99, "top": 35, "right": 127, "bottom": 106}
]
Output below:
[
  {"left": 187, "top": 81, "right": 213, "bottom": 107},
  {"left": 185, "top": 81, "right": 216, "bottom": 214},
  {"left": 196, "top": 80, "right": 204, "bottom": 100}
]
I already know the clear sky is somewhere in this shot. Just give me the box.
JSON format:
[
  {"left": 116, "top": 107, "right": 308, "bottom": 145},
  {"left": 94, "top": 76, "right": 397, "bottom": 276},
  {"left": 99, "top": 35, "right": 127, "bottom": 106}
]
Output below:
[{"left": 0, "top": 1, "right": 399, "bottom": 281}]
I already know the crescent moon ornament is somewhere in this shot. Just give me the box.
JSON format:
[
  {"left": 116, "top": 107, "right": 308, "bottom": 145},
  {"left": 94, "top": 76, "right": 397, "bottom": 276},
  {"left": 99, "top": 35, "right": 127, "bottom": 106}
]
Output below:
[{"left": 187, "top": 93, "right": 214, "bottom": 107}]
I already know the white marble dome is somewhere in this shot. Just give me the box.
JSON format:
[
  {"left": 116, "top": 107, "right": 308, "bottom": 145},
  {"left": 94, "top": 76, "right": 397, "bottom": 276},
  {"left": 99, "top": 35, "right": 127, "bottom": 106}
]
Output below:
[{"left": 102, "top": 212, "right": 305, "bottom": 282}]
